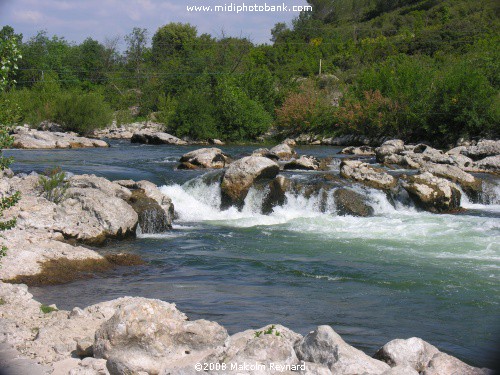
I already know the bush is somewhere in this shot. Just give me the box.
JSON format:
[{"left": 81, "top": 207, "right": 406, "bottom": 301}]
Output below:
[
  {"left": 333, "top": 90, "right": 401, "bottom": 137},
  {"left": 38, "top": 167, "right": 69, "bottom": 204},
  {"left": 170, "top": 89, "right": 218, "bottom": 140},
  {"left": 54, "top": 91, "right": 113, "bottom": 134},
  {"left": 275, "top": 81, "right": 334, "bottom": 134},
  {"left": 215, "top": 77, "right": 272, "bottom": 141}
]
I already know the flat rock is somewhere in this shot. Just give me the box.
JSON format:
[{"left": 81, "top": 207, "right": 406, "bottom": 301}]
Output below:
[
  {"left": 284, "top": 156, "right": 320, "bottom": 171},
  {"left": 269, "top": 143, "right": 297, "bottom": 160},
  {"left": 131, "top": 130, "right": 188, "bottom": 145},
  {"left": 340, "top": 146, "right": 375, "bottom": 156},
  {"left": 340, "top": 160, "right": 397, "bottom": 190},
  {"left": 12, "top": 127, "right": 109, "bottom": 149},
  {"left": 461, "top": 140, "right": 500, "bottom": 160}
]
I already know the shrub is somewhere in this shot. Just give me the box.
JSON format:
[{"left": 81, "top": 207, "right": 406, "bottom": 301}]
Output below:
[
  {"left": 275, "top": 81, "right": 334, "bottom": 134},
  {"left": 170, "top": 89, "right": 218, "bottom": 140},
  {"left": 334, "top": 90, "right": 401, "bottom": 137},
  {"left": 53, "top": 91, "right": 113, "bottom": 134},
  {"left": 215, "top": 77, "right": 273, "bottom": 141},
  {"left": 38, "top": 167, "right": 69, "bottom": 204}
]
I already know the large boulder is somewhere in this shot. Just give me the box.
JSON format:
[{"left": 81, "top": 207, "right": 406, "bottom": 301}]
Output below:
[
  {"left": 475, "top": 155, "right": 500, "bottom": 172},
  {"left": 131, "top": 131, "right": 188, "bottom": 145},
  {"left": 223, "top": 324, "right": 302, "bottom": 374},
  {"left": 401, "top": 172, "right": 461, "bottom": 213},
  {"left": 128, "top": 190, "right": 171, "bottom": 234},
  {"left": 295, "top": 326, "right": 390, "bottom": 375},
  {"left": 115, "top": 179, "right": 174, "bottom": 229},
  {"left": 178, "top": 148, "right": 231, "bottom": 169},
  {"left": 284, "top": 156, "right": 321, "bottom": 171},
  {"left": 419, "top": 163, "right": 482, "bottom": 198},
  {"left": 375, "top": 140, "right": 405, "bottom": 163},
  {"left": 461, "top": 140, "right": 500, "bottom": 160},
  {"left": 221, "top": 156, "right": 280, "bottom": 209},
  {"left": 374, "top": 337, "right": 440, "bottom": 372},
  {"left": 333, "top": 188, "right": 374, "bottom": 217},
  {"left": 94, "top": 298, "right": 228, "bottom": 375},
  {"left": 12, "top": 127, "right": 109, "bottom": 149},
  {"left": 340, "top": 160, "right": 397, "bottom": 190},
  {"left": 269, "top": 143, "right": 297, "bottom": 160},
  {"left": 422, "top": 352, "right": 493, "bottom": 375}
]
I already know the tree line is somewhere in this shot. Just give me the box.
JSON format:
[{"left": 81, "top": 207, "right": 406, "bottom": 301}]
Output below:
[{"left": 1, "top": 0, "right": 499, "bottom": 145}]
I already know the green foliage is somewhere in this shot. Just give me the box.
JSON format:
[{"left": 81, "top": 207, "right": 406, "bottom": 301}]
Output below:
[
  {"left": 53, "top": 91, "right": 113, "bottom": 134},
  {"left": 215, "top": 77, "right": 272, "bottom": 141},
  {"left": 255, "top": 325, "right": 281, "bottom": 338},
  {"left": 40, "top": 304, "right": 58, "bottom": 314},
  {"left": 171, "top": 88, "right": 218, "bottom": 140},
  {"left": 152, "top": 23, "right": 198, "bottom": 62},
  {"left": 38, "top": 167, "right": 69, "bottom": 204},
  {"left": 156, "top": 93, "right": 178, "bottom": 126}
]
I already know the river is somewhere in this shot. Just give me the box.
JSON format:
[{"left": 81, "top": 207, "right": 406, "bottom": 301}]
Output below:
[{"left": 6, "top": 140, "right": 500, "bottom": 368}]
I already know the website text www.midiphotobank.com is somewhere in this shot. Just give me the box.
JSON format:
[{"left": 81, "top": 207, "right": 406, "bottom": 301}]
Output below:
[{"left": 187, "top": 2, "right": 312, "bottom": 13}]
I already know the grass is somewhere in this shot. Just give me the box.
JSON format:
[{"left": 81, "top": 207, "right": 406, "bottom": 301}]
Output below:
[{"left": 40, "top": 304, "right": 58, "bottom": 314}]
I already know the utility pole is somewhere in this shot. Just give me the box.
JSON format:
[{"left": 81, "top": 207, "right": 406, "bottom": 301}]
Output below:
[{"left": 319, "top": 59, "right": 322, "bottom": 76}]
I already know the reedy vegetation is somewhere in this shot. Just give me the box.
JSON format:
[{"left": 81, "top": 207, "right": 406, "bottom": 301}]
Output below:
[{"left": 0, "top": 0, "right": 499, "bottom": 144}]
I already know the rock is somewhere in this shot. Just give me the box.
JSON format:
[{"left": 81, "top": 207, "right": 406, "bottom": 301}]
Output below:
[
  {"left": 340, "top": 146, "right": 375, "bottom": 156},
  {"left": 209, "top": 139, "right": 225, "bottom": 146},
  {"left": 178, "top": 148, "right": 231, "bottom": 169},
  {"left": 295, "top": 326, "right": 390, "bottom": 375},
  {"left": 419, "top": 163, "right": 482, "bottom": 198},
  {"left": 93, "top": 121, "right": 164, "bottom": 140},
  {"left": 299, "top": 362, "right": 332, "bottom": 375},
  {"left": 12, "top": 127, "right": 109, "bottom": 149},
  {"left": 269, "top": 143, "right": 297, "bottom": 160},
  {"left": 252, "top": 148, "right": 280, "bottom": 161},
  {"left": 223, "top": 324, "right": 302, "bottom": 374},
  {"left": 448, "top": 154, "right": 475, "bottom": 170},
  {"left": 131, "top": 131, "right": 188, "bottom": 145},
  {"left": 376, "top": 140, "right": 405, "bottom": 163},
  {"left": 259, "top": 175, "right": 288, "bottom": 215},
  {"left": 422, "top": 352, "right": 493, "bottom": 375},
  {"left": 475, "top": 155, "right": 500, "bottom": 172},
  {"left": 333, "top": 188, "right": 374, "bottom": 217},
  {"left": 115, "top": 180, "right": 174, "bottom": 229},
  {"left": 283, "top": 138, "right": 297, "bottom": 146},
  {"left": 70, "top": 175, "right": 132, "bottom": 201},
  {"left": 461, "top": 140, "right": 500, "bottom": 160},
  {"left": 340, "top": 160, "right": 397, "bottom": 190},
  {"left": 402, "top": 172, "right": 462, "bottom": 213},
  {"left": 128, "top": 190, "right": 171, "bottom": 234},
  {"left": 284, "top": 156, "right": 320, "bottom": 171},
  {"left": 69, "top": 357, "right": 109, "bottom": 375},
  {"left": 380, "top": 365, "right": 419, "bottom": 375},
  {"left": 446, "top": 146, "right": 467, "bottom": 156},
  {"left": 374, "top": 337, "right": 440, "bottom": 371},
  {"left": 94, "top": 298, "right": 228, "bottom": 375},
  {"left": 221, "top": 156, "right": 280, "bottom": 209},
  {"left": 38, "top": 120, "right": 64, "bottom": 132}
]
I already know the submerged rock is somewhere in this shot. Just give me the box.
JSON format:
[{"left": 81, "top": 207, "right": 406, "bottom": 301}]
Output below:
[
  {"left": 221, "top": 156, "right": 280, "bottom": 209},
  {"left": 178, "top": 147, "right": 231, "bottom": 169},
  {"left": 128, "top": 190, "right": 171, "bottom": 234},
  {"left": 402, "top": 172, "right": 461, "bottom": 213},
  {"left": 333, "top": 188, "right": 374, "bottom": 217},
  {"left": 340, "top": 160, "right": 397, "bottom": 190}
]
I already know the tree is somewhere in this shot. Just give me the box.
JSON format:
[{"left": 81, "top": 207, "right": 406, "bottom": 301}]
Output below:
[
  {"left": 125, "top": 27, "right": 149, "bottom": 87},
  {"left": 152, "top": 23, "right": 198, "bottom": 62},
  {"left": 0, "top": 26, "right": 22, "bottom": 260}
]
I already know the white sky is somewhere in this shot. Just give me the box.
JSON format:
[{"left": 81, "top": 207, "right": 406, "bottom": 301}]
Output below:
[{"left": 0, "top": 0, "right": 310, "bottom": 46}]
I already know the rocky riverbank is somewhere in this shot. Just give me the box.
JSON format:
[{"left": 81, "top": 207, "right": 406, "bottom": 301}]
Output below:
[{"left": 0, "top": 281, "right": 493, "bottom": 375}]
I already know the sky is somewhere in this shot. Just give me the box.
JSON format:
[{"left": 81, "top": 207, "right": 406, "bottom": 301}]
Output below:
[{"left": 0, "top": 0, "right": 310, "bottom": 47}]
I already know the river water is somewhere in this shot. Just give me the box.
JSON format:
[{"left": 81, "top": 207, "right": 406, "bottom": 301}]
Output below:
[{"left": 6, "top": 140, "right": 500, "bottom": 367}]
